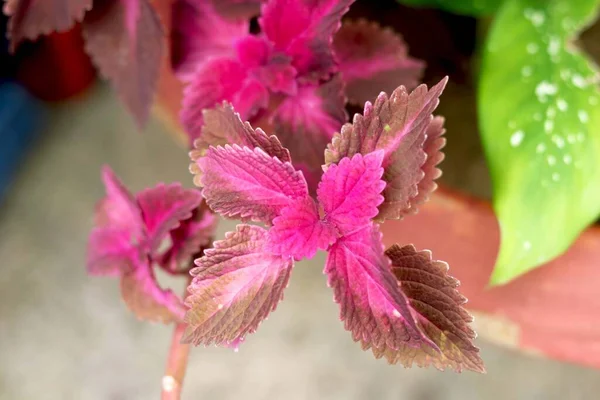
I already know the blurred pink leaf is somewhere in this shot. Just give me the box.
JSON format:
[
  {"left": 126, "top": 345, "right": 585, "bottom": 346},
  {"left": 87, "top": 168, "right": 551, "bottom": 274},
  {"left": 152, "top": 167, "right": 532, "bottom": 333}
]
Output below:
[
  {"left": 160, "top": 202, "right": 217, "bottom": 273},
  {"left": 82, "top": 0, "right": 163, "bottom": 128},
  {"left": 195, "top": 145, "right": 308, "bottom": 223},
  {"left": 121, "top": 258, "right": 186, "bottom": 323},
  {"left": 95, "top": 166, "right": 145, "bottom": 238},
  {"left": 88, "top": 167, "right": 213, "bottom": 323},
  {"left": 325, "top": 225, "right": 438, "bottom": 360},
  {"left": 325, "top": 78, "right": 448, "bottom": 220},
  {"left": 267, "top": 197, "right": 337, "bottom": 259},
  {"left": 4, "top": 0, "right": 92, "bottom": 50},
  {"left": 260, "top": 0, "right": 354, "bottom": 81},
  {"left": 171, "top": 0, "right": 249, "bottom": 80},
  {"left": 86, "top": 227, "right": 137, "bottom": 277},
  {"left": 317, "top": 151, "right": 386, "bottom": 235},
  {"left": 272, "top": 75, "right": 347, "bottom": 191},
  {"left": 333, "top": 19, "right": 424, "bottom": 104},
  {"left": 180, "top": 57, "right": 269, "bottom": 142},
  {"left": 136, "top": 183, "right": 203, "bottom": 253},
  {"left": 386, "top": 244, "right": 485, "bottom": 372},
  {"left": 189, "top": 102, "right": 291, "bottom": 184},
  {"left": 183, "top": 224, "right": 293, "bottom": 346}
]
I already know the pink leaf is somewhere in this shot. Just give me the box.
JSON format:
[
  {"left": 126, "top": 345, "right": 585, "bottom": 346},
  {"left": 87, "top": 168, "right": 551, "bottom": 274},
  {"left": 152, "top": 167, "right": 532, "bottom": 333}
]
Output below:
[
  {"left": 95, "top": 166, "right": 145, "bottom": 240},
  {"left": 267, "top": 197, "right": 337, "bottom": 259},
  {"left": 272, "top": 75, "right": 347, "bottom": 191},
  {"left": 333, "top": 19, "right": 424, "bottom": 104},
  {"left": 259, "top": 0, "right": 354, "bottom": 81},
  {"left": 136, "top": 184, "right": 203, "bottom": 253},
  {"left": 196, "top": 145, "right": 308, "bottom": 223},
  {"left": 171, "top": 0, "right": 249, "bottom": 80},
  {"left": 183, "top": 224, "right": 293, "bottom": 346},
  {"left": 82, "top": 0, "right": 163, "bottom": 127},
  {"left": 325, "top": 225, "right": 438, "bottom": 361},
  {"left": 189, "top": 102, "right": 291, "bottom": 187},
  {"left": 5, "top": 0, "right": 92, "bottom": 50},
  {"left": 86, "top": 227, "right": 136, "bottom": 277},
  {"left": 160, "top": 202, "right": 217, "bottom": 273},
  {"left": 386, "top": 244, "right": 484, "bottom": 372},
  {"left": 317, "top": 151, "right": 386, "bottom": 235},
  {"left": 180, "top": 57, "right": 269, "bottom": 142},
  {"left": 325, "top": 78, "right": 448, "bottom": 221},
  {"left": 120, "top": 257, "right": 186, "bottom": 323}
]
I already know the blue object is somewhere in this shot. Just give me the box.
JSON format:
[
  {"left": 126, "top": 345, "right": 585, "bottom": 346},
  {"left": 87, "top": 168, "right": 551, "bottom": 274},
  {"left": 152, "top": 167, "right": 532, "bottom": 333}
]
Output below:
[{"left": 0, "top": 81, "right": 45, "bottom": 202}]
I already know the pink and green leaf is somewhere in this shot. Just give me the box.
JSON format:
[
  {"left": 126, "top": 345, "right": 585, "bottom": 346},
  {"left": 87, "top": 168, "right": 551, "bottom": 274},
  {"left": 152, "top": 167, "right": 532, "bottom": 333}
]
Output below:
[
  {"left": 189, "top": 102, "right": 291, "bottom": 180},
  {"left": 325, "top": 224, "right": 438, "bottom": 361},
  {"left": 267, "top": 196, "right": 337, "bottom": 259},
  {"left": 317, "top": 151, "right": 386, "bottom": 235},
  {"left": 325, "top": 78, "right": 448, "bottom": 220},
  {"left": 333, "top": 19, "right": 424, "bottom": 104},
  {"left": 171, "top": 0, "right": 250, "bottom": 80},
  {"left": 259, "top": 0, "right": 354, "bottom": 81},
  {"left": 183, "top": 224, "right": 293, "bottom": 346},
  {"left": 4, "top": 0, "right": 92, "bottom": 50},
  {"left": 272, "top": 75, "right": 347, "bottom": 191},
  {"left": 82, "top": 0, "right": 163, "bottom": 128},
  {"left": 120, "top": 258, "right": 186, "bottom": 323},
  {"left": 136, "top": 183, "right": 203, "bottom": 253},
  {"left": 386, "top": 244, "right": 485, "bottom": 372},
  {"left": 194, "top": 145, "right": 308, "bottom": 223}
]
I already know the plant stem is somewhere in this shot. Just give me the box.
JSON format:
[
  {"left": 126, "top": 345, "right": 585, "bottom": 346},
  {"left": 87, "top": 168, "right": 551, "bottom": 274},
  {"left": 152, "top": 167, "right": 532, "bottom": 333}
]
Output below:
[{"left": 161, "top": 280, "right": 192, "bottom": 400}]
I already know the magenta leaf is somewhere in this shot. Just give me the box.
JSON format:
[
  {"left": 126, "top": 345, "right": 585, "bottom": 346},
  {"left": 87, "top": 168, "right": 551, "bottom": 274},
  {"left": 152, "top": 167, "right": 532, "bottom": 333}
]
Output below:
[
  {"left": 259, "top": 0, "right": 354, "bottom": 81},
  {"left": 136, "top": 183, "right": 203, "bottom": 253},
  {"left": 195, "top": 145, "right": 308, "bottom": 223},
  {"left": 86, "top": 227, "right": 137, "bottom": 277},
  {"left": 171, "top": 0, "right": 249, "bottom": 80},
  {"left": 386, "top": 244, "right": 484, "bottom": 372},
  {"left": 318, "top": 151, "right": 386, "bottom": 235},
  {"left": 325, "top": 78, "right": 448, "bottom": 220},
  {"left": 333, "top": 19, "right": 424, "bottom": 104},
  {"left": 272, "top": 75, "right": 347, "bottom": 191},
  {"left": 189, "top": 102, "right": 291, "bottom": 186},
  {"left": 95, "top": 166, "right": 145, "bottom": 238},
  {"left": 325, "top": 224, "right": 438, "bottom": 360},
  {"left": 183, "top": 224, "right": 293, "bottom": 346},
  {"left": 160, "top": 202, "right": 217, "bottom": 273},
  {"left": 4, "top": 0, "right": 92, "bottom": 50},
  {"left": 180, "top": 57, "right": 268, "bottom": 142},
  {"left": 120, "top": 258, "right": 186, "bottom": 323},
  {"left": 82, "top": 0, "right": 163, "bottom": 128},
  {"left": 267, "top": 197, "right": 337, "bottom": 259}
]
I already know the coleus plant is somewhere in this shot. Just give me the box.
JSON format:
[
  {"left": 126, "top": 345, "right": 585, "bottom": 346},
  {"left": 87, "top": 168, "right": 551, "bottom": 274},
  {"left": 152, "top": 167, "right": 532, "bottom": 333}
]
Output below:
[
  {"left": 87, "top": 166, "right": 216, "bottom": 322},
  {"left": 185, "top": 78, "right": 484, "bottom": 372},
  {"left": 174, "top": 0, "right": 424, "bottom": 189}
]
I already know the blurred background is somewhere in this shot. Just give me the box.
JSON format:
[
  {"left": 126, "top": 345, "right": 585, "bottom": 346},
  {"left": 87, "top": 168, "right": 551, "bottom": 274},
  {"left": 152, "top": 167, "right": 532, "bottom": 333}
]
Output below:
[{"left": 2, "top": 4, "right": 600, "bottom": 400}]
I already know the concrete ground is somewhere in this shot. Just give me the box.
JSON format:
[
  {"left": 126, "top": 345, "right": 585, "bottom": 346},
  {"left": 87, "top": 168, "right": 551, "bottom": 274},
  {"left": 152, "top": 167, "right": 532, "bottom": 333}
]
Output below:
[{"left": 1, "top": 83, "right": 600, "bottom": 399}]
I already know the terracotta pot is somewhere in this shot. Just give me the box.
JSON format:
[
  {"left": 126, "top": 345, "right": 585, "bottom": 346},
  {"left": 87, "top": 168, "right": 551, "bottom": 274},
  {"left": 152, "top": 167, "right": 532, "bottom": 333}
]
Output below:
[{"left": 153, "top": 0, "right": 600, "bottom": 369}]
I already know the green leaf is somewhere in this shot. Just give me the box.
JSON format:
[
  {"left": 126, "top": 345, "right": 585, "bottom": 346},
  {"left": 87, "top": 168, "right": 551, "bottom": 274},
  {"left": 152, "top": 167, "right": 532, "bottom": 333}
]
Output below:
[
  {"left": 397, "top": 0, "right": 502, "bottom": 16},
  {"left": 478, "top": 0, "right": 600, "bottom": 285}
]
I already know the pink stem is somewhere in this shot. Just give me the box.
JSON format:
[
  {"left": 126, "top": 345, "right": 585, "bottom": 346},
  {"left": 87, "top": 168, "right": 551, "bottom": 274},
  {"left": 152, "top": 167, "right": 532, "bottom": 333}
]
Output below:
[{"left": 161, "top": 279, "right": 192, "bottom": 400}]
